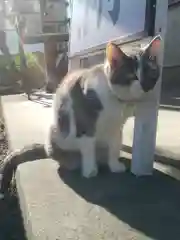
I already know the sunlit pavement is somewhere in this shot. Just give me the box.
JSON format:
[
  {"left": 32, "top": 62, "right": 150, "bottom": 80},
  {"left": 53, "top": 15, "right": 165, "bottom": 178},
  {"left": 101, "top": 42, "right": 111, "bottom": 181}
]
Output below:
[{"left": 2, "top": 94, "right": 180, "bottom": 159}]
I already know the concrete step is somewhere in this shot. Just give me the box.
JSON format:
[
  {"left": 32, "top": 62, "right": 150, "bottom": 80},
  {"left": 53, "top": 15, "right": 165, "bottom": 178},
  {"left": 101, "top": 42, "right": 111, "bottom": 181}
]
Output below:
[{"left": 15, "top": 158, "right": 180, "bottom": 240}]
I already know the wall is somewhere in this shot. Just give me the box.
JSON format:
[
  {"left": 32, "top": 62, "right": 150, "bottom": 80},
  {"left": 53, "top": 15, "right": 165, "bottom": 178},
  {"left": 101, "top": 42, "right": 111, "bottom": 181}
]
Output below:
[
  {"left": 42, "top": 0, "right": 67, "bottom": 24},
  {"left": 68, "top": 56, "right": 80, "bottom": 71},
  {"left": 162, "top": 4, "right": 180, "bottom": 88},
  {"left": 23, "top": 13, "right": 42, "bottom": 35},
  {"left": 0, "top": 0, "right": 5, "bottom": 30},
  {"left": 164, "top": 4, "right": 180, "bottom": 67},
  {"left": 9, "top": 0, "right": 42, "bottom": 35}
]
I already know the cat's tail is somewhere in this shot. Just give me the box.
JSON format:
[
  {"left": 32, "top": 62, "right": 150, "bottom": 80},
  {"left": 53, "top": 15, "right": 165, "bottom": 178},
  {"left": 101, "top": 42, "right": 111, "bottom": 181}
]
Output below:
[{"left": 0, "top": 143, "right": 47, "bottom": 198}]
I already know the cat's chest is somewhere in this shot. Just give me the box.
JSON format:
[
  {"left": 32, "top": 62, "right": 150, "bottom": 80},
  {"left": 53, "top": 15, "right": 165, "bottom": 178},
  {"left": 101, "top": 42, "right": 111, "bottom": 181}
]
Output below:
[
  {"left": 97, "top": 97, "right": 125, "bottom": 131},
  {"left": 85, "top": 79, "right": 128, "bottom": 123}
]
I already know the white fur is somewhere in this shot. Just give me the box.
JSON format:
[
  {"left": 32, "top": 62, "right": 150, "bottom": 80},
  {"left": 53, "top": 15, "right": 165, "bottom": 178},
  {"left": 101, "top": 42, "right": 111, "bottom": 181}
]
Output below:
[
  {"left": 78, "top": 136, "right": 97, "bottom": 177},
  {"left": 43, "top": 36, "right": 162, "bottom": 178},
  {"left": 46, "top": 62, "right": 147, "bottom": 178}
]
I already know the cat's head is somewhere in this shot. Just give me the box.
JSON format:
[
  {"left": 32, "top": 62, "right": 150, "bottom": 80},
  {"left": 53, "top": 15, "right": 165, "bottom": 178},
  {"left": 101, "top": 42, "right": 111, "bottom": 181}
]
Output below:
[{"left": 104, "top": 35, "right": 162, "bottom": 101}]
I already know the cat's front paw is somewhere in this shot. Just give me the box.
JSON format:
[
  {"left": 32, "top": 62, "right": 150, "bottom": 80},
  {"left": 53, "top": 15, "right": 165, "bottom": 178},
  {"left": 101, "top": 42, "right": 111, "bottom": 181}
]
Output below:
[
  {"left": 82, "top": 165, "right": 98, "bottom": 178},
  {"left": 108, "top": 160, "right": 126, "bottom": 173}
]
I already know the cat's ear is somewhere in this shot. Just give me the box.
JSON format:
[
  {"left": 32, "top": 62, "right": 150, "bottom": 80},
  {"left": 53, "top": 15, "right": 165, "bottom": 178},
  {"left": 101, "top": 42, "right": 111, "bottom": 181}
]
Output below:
[
  {"left": 143, "top": 35, "right": 162, "bottom": 57},
  {"left": 106, "top": 42, "right": 126, "bottom": 68}
]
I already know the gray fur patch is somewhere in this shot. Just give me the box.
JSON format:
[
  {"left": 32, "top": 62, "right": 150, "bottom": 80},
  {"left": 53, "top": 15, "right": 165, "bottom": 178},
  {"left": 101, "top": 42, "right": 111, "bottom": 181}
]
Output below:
[
  {"left": 50, "top": 138, "right": 82, "bottom": 170},
  {"left": 58, "top": 108, "right": 70, "bottom": 138},
  {"left": 139, "top": 54, "right": 160, "bottom": 92},
  {"left": 110, "top": 55, "right": 138, "bottom": 86},
  {"left": 70, "top": 79, "right": 103, "bottom": 137}
]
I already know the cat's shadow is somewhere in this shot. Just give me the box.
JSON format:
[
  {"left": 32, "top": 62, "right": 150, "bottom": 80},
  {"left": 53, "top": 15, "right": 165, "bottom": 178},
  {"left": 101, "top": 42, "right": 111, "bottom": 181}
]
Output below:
[{"left": 58, "top": 158, "right": 180, "bottom": 240}]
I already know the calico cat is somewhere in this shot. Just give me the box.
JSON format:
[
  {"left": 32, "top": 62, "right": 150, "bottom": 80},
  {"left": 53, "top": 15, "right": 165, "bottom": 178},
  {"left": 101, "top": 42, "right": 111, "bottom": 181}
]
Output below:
[{"left": 0, "top": 35, "right": 161, "bottom": 197}]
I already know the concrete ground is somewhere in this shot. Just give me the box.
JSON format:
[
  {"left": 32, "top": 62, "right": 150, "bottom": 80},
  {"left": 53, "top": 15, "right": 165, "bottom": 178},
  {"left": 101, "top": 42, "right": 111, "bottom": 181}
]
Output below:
[
  {"left": 2, "top": 94, "right": 180, "bottom": 159},
  {"left": 2, "top": 94, "right": 180, "bottom": 178},
  {"left": 2, "top": 94, "right": 180, "bottom": 240},
  {"left": 160, "top": 86, "right": 180, "bottom": 111},
  {"left": 2, "top": 94, "right": 53, "bottom": 149},
  {"left": 16, "top": 158, "right": 180, "bottom": 240}
]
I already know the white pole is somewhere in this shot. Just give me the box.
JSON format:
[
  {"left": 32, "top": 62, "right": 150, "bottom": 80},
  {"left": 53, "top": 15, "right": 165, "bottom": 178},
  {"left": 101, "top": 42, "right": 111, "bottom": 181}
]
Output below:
[{"left": 131, "top": 0, "right": 169, "bottom": 176}]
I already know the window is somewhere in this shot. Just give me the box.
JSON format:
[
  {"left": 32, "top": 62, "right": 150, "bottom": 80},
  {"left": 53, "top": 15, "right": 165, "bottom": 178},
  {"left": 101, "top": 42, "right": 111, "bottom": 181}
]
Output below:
[
  {"left": 43, "top": 25, "right": 56, "bottom": 33},
  {"left": 80, "top": 52, "right": 105, "bottom": 68},
  {"left": 80, "top": 57, "right": 88, "bottom": 68}
]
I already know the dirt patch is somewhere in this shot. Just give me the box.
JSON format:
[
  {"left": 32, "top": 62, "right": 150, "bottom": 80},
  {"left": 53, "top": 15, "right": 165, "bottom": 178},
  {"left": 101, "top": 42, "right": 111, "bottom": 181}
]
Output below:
[{"left": 0, "top": 97, "right": 26, "bottom": 240}]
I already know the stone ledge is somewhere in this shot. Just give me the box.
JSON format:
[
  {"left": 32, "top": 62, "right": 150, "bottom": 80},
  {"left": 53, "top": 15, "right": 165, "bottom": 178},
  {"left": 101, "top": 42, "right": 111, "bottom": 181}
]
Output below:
[{"left": 15, "top": 158, "right": 180, "bottom": 240}]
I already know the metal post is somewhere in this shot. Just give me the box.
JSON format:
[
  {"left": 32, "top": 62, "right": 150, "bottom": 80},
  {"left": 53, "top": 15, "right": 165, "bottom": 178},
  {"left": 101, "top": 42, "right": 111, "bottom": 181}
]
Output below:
[{"left": 131, "top": 0, "right": 169, "bottom": 176}]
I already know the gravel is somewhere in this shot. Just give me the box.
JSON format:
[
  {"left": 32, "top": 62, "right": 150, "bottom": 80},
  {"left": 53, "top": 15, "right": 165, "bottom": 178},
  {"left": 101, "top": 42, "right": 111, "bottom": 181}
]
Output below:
[{"left": 0, "top": 118, "right": 26, "bottom": 240}]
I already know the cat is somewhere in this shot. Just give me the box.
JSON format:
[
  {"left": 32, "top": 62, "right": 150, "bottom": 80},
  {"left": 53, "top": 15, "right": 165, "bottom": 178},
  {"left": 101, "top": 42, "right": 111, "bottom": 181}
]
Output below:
[{"left": 0, "top": 35, "right": 161, "bottom": 198}]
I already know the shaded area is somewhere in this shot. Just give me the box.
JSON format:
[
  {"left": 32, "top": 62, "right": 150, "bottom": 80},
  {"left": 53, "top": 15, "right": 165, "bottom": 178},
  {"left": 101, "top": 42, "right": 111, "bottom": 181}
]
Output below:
[
  {"left": 0, "top": 87, "right": 23, "bottom": 96},
  {"left": 59, "top": 164, "right": 180, "bottom": 240},
  {"left": 123, "top": 144, "right": 180, "bottom": 181},
  {"left": 0, "top": 103, "right": 26, "bottom": 240},
  {"left": 123, "top": 144, "right": 180, "bottom": 170},
  {"left": 160, "top": 87, "right": 180, "bottom": 110},
  {"left": 0, "top": 194, "right": 26, "bottom": 240}
]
